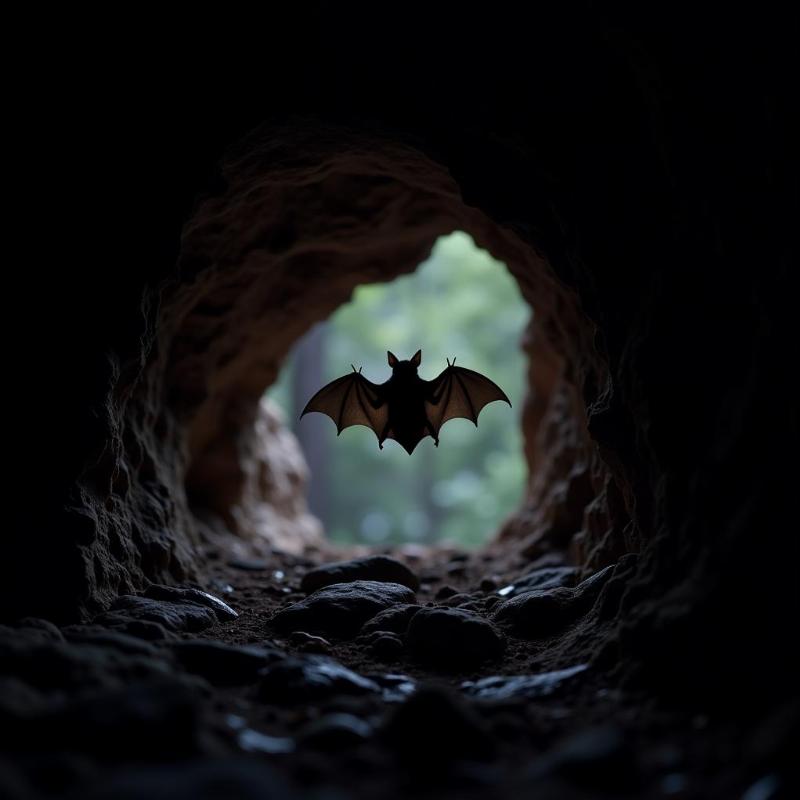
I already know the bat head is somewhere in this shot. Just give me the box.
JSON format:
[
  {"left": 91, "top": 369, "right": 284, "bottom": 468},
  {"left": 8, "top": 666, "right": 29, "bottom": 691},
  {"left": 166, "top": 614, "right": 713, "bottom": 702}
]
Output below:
[{"left": 388, "top": 349, "right": 422, "bottom": 375}]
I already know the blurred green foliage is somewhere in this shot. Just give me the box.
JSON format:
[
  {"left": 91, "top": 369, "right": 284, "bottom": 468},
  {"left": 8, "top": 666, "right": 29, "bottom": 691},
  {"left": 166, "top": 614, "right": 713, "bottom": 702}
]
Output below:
[{"left": 268, "top": 231, "right": 530, "bottom": 547}]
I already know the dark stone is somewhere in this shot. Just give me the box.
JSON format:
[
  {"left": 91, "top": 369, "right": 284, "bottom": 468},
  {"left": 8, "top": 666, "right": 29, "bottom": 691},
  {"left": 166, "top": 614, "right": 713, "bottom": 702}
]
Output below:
[
  {"left": 142, "top": 585, "right": 238, "bottom": 621},
  {"left": 271, "top": 581, "right": 415, "bottom": 638},
  {"left": 359, "top": 604, "right": 421, "bottom": 636},
  {"left": 406, "top": 608, "right": 504, "bottom": 670},
  {"left": 496, "top": 566, "right": 579, "bottom": 598},
  {"left": 258, "top": 656, "right": 382, "bottom": 704},
  {"left": 90, "top": 615, "right": 172, "bottom": 641},
  {"left": 492, "top": 565, "right": 615, "bottom": 639},
  {"left": 61, "top": 625, "right": 159, "bottom": 656},
  {"left": 169, "top": 640, "right": 279, "bottom": 685},
  {"left": 297, "top": 713, "right": 373, "bottom": 751},
  {"left": 461, "top": 664, "right": 589, "bottom": 700},
  {"left": 479, "top": 578, "right": 498, "bottom": 592},
  {"left": 301, "top": 555, "right": 420, "bottom": 593},
  {"left": 366, "top": 632, "right": 404, "bottom": 659},
  {"left": 288, "top": 631, "right": 332, "bottom": 654},
  {"left": 98, "top": 596, "right": 219, "bottom": 634},
  {"left": 382, "top": 685, "right": 496, "bottom": 763},
  {"left": 435, "top": 585, "right": 459, "bottom": 600}
]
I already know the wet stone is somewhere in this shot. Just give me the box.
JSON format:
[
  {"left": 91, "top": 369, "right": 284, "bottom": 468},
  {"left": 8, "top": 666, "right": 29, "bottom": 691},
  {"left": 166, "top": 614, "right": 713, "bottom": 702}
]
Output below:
[
  {"left": 496, "top": 566, "right": 579, "bottom": 598},
  {"left": 259, "top": 656, "right": 382, "bottom": 704},
  {"left": 301, "top": 555, "right": 420, "bottom": 593},
  {"left": 169, "top": 640, "right": 281, "bottom": 685},
  {"left": 272, "top": 581, "right": 416, "bottom": 638},
  {"left": 406, "top": 607, "right": 505, "bottom": 670},
  {"left": 461, "top": 664, "right": 589, "bottom": 700},
  {"left": 142, "top": 585, "right": 238, "bottom": 621},
  {"left": 98, "top": 596, "right": 220, "bottom": 634}
]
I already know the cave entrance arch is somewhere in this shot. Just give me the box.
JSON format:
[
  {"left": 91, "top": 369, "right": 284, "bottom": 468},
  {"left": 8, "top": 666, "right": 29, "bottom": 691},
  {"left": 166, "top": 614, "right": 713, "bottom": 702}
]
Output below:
[{"left": 267, "top": 230, "right": 531, "bottom": 549}]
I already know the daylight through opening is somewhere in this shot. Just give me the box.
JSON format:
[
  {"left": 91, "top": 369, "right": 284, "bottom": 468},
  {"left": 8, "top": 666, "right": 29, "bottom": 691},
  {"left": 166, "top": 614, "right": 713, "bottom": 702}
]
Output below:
[{"left": 267, "top": 232, "right": 530, "bottom": 548}]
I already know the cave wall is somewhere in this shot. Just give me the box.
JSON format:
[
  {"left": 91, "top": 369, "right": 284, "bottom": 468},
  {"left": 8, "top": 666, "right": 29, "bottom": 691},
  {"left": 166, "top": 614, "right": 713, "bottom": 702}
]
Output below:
[{"left": 6, "top": 7, "right": 795, "bottom": 707}]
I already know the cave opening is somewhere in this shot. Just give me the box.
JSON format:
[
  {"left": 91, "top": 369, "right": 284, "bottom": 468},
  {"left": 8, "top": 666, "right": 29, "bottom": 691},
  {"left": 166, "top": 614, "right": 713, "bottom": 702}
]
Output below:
[{"left": 266, "top": 230, "right": 530, "bottom": 550}]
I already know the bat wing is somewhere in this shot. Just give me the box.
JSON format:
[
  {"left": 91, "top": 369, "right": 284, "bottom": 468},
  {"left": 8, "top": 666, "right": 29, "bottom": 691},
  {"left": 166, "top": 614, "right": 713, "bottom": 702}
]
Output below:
[
  {"left": 301, "top": 370, "right": 388, "bottom": 440},
  {"left": 425, "top": 365, "right": 511, "bottom": 436}
]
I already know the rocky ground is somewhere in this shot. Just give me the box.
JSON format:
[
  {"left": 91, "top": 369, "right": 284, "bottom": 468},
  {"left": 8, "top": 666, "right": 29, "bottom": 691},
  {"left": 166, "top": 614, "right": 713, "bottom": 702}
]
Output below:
[{"left": 0, "top": 547, "right": 791, "bottom": 799}]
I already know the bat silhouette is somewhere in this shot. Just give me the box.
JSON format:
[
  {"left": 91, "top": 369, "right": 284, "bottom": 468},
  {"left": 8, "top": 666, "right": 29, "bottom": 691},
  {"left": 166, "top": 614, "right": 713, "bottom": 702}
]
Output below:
[{"left": 300, "top": 350, "right": 511, "bottom": 454}]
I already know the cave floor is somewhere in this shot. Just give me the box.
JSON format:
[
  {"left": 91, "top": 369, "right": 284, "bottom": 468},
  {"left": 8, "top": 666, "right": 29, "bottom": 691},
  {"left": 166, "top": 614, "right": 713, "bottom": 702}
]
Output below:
[{"left": 0, "top": 544, "right": 780, "bottom": 799}]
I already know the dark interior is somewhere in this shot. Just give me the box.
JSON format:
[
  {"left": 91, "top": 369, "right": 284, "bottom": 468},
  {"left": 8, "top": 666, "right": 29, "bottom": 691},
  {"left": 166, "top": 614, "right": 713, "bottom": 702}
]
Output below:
[{"left": 3, "top": 8, "right": 796, "bottom": 799}]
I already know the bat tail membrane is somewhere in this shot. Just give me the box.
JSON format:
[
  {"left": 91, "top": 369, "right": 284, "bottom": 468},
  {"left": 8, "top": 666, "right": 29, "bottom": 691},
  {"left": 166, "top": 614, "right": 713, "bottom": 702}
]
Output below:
[{"left": 425, "top": 364, "right": 511, "bottom": 437}]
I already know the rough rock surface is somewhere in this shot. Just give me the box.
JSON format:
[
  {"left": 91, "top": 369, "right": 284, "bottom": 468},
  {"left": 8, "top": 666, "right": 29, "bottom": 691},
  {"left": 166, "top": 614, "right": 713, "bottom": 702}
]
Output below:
[
  {"left": 359, "top": 604, "right": 422, "bottom": 636},
  {"left": 492, "top": 565, "right": 614, "bottom": 638},
  {"left": 406, "top": 607, "right": 505, "bottom": 670},
  {"left": 271, "top": 581, "right": 416, "bottom": 638},
  {"left": 301, "top": 555, "right": 420, "bottom": 593}
]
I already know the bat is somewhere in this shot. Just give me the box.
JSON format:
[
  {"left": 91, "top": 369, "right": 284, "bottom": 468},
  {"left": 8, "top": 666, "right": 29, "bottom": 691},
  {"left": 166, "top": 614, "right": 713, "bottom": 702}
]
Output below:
[{"left": 300, "top": 350, "right": 511, "bottom": 454}]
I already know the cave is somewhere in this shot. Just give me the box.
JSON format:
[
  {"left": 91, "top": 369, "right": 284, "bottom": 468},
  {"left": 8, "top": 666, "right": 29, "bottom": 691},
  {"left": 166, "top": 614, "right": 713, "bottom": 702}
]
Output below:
[{"left": 2, "top": 9, "right": 796, "bottom": 799}]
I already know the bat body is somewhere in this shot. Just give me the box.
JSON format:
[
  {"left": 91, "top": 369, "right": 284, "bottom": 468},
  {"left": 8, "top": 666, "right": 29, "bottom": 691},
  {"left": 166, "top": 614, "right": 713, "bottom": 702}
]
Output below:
[{"left": 300, "top": 350, "right": 511, "bottom": 454}]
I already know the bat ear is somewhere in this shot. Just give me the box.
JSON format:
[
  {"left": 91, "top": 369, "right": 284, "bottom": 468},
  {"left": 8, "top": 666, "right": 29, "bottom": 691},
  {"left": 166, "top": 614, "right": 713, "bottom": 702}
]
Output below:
[
  {"left": 411, "top": 349, "right": 422, "bottom": 366},
  {"left": 387, "top": 351, "right": 398, "bottom": 367}
]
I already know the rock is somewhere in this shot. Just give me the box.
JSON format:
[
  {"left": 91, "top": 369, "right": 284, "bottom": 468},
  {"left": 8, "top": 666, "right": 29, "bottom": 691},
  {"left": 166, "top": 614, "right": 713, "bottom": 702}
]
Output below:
[
  {"left": 271, "top": 581, "right": 416, "bottom": 638},
  {"left": 98, "top": 596, "right": 220, "bottom": 634},
  {"left": 28, "top": 678, "right": 205, "bottom": 759},
  {"left": 461, "top": 664, "right": 589, "bottom": 700},
  {"left": 301, "top": 555, "right": 419, "bottom": 593},
  {"left": 288, "top": 631, "right": 332, "bottom": 654},
  {"left": 359, "top": 604, "right": 421, "bottom": 636},
  {"left": 142, "top": 585, "right": 238, "bottom": 621},
  {"left": 61, "top": 625, "right": 159, "bottom": 656},
  {"left": 495, "top": 566, "right": 579, "bottom": 598},
  {"left": 89, "top": 614, "right": 173, "bottom": 641},
  {"left": 439, "top": 592, "right": 478, "bottom": 607},
  {"left": 491, "top": 587, "right": 579, "bottom": 637},
  {"left": 492, "top": 565, "right": 615, "bottom": 638},
  {"left": 259, "top": 656, "right": 382, "bottom": 703},
  {"left": 529, "top": 724, "right": 637, "bottom": 792},
  {"left": 169, "top": 640, "right": 279, "bottom": 685},
  {"left": 297, "top": 713, "right": 373, "bottom": 751},
  {"left": 406, "top": 608, "right": 504, "bottom": 670},
  {"left": 382, "top": 685, "right": 495, "bottom": 763},
  {"left": 435, "top": 585, "right": 459, "bottom": 600},
  {"left": 366, "top": 632, "right": 404, "bottom": 659},
  {"left": 15, "top": 618, "right": 64, "bottom": 642},
  {"left": 364, "top": 673, "right": 417, "bottom": 703},
  {"left": 479, "top": 578, "right": 498, "bottom": 592}
]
